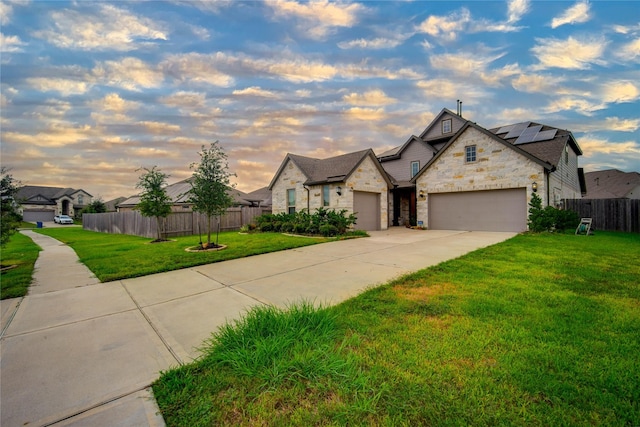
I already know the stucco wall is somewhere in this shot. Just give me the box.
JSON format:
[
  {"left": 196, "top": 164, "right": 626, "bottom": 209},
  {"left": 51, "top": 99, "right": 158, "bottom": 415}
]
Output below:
[{"left": 415, "top": 126, "right": 545, "bottom": 227}]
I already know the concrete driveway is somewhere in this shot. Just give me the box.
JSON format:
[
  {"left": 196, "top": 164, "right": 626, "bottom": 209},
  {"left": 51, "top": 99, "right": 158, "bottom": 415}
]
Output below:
[{"left": 1, "top": 228, "right": 515, "bottom": 426}]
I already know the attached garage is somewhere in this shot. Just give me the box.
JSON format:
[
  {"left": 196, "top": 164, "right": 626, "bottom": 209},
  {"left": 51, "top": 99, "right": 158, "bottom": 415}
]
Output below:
[
  {"left": 23, "top": 209, "right": 55, "bottom": 223},
  {"left": 428, "top": 188, "right": 527, "bottom": 232},
  {"left": 353, "top": 191, "right": 380, "bottom": 231}
]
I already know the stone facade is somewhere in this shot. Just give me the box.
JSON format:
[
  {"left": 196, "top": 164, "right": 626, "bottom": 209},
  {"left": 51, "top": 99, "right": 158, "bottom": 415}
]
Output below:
[
  {"left": 415, "top": 126, "right": 544, "bottom": 227},
  {"left": 271, "top": 155, "right": 390, "bottom": 230}
]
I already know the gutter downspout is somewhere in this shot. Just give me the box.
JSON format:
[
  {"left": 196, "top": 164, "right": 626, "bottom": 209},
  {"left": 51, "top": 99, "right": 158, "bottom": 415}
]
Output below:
[{"left": 303, "top": 185, "right": 310, "bottom": 212}]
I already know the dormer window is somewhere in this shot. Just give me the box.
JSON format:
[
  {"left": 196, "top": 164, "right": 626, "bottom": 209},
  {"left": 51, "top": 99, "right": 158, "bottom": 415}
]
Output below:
[{"left": 442, "top": 119, "right": 452, "bottom": 134}]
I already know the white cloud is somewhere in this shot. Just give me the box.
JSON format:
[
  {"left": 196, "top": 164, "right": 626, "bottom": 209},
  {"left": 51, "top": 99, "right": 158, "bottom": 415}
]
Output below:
[
  {"left": 579, "top": 117, "right": 640, "bottom": 132},
  {"left": 93, "top": 57, "right": 164, "bottom": 91},
  {"left": 338, "top": 34, "right": 410, "bottom": 50},
  {"left": 507, "top": 0, "right": 530, "bottom": 23},
  {"left": 416, "top": 8, "right": 471, "bottom": 42},
  {"left": 580, "top": 136, "right": 640, "bottom": 156},
  {"left": 268, "top": 0, "right": 365, "bottom": 39},
  {"left": 26, "top": 77, "right": 91, "bottom": 96},
  {"left": 616, "top": 38, "right": 640, "bottom": 62},
  {"left": 343, "top": 90, "right": 397, "bottom": 106},
  {"left": 138, "top": 121, "right": 181, "bottom": 134},
  {"left": 550, "top": 1, "right": 591, "bottom": 29},
  {"left": 543, "top": 97, "right": 604, "bottom": 116},
  {"left": 511, "top": 73, "right": 565, "bottom": 93},
  {"left": 531, "top": 36, "right": 607, "bottom": 70},
  {"left": 600, "top": 80, "right": 640, "bottom": 104},
  {"left": 0, "top": 2, "right": 13, "bottom": 25},
  {"left": 35, "top": 4, "right": 167, "bottom": 51},
  {"left": 345, "top": 107, "right": 387, "bottom": 121},
  {"left": 233, "top": 87, "right": 279, "bottom": 98},
  {"left": 161, "top": 53, "right": 235, "bottom": 87},
  {"left": 416, "top": 78, "right": 488, "bottom": 104},
  {"left": 160, "top": 91, "right": 207, "bottom": 109},
  {"left": 0, "top": 32, "right": 25, "bottom": 52}
]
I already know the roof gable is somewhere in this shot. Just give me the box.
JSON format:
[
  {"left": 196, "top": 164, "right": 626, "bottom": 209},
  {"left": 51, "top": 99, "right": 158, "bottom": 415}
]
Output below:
[
  {"left": 270, "top": 149, "right": 392, "bottom": 189},
  {"left": 412, "top": 121, "right": 554, "bottom": 182},
  {"left": 418, "top": 108, "right": 467, "bottom": 141}
]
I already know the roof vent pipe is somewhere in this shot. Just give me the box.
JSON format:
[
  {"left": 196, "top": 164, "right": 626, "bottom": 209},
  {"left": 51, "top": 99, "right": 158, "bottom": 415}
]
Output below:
[{"left": 456, "top": 100, "right": 463, "bottom": 116}]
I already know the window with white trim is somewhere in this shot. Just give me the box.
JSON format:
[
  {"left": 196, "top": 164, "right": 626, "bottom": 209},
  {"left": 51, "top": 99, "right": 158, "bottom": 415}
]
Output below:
[
  {"left": 465, "top": 145, "right": 477, "bottom": 163},
  {"left": 411, "top": 161, "right": 420, "bottom": 178},
  {"left": 442, "top": 119, "right": 452, "bottom": 134}
]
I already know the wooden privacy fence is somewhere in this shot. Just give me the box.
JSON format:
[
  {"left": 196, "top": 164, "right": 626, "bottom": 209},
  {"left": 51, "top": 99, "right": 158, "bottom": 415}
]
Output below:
[
  {"left": 83, "top": 207, "right": 271, "bottom": 238},
  {"left": 562, "top": 199, "right": 639, "bottom": 233}
]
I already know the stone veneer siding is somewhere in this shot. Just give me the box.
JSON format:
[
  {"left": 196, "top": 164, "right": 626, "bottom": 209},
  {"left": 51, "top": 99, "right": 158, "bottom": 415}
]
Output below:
[
  {"left": 272, "top": 155, "right": 389, "bottom": 230},
  {"left": 415, "top": 126, "right": 545, "bottom": 228}
]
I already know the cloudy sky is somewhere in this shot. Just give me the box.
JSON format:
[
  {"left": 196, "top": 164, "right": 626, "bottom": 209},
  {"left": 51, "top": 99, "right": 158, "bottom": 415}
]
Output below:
[{"left": 1, "top": 0, "right": 639, "bottom": 201}]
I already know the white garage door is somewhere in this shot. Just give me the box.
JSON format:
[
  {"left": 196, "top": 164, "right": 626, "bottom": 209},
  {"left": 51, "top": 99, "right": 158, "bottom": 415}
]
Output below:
[
  {"left": 429, "top": 188, "right": 527, "bottom": 232},
  {"left": 353, "top": 191, "right": 380, "bottom": 231}
]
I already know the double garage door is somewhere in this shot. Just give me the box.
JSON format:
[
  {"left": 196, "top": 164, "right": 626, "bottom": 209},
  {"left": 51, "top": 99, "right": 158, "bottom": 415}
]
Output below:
[{"left": 429, "top": 188, "right": 527, "bottom": 232}]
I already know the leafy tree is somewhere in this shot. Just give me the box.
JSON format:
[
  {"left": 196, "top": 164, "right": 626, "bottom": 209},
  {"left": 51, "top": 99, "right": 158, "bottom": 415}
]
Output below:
[
  {"left": 189, "top": 141, "right": 235, "bottom": 247},
  {"left": 135, "top": 166, "right": 172, "bottom": 241},
  {"left": 1, "top": 167, "right": 22, "bottom": 247},
  {"left": 82, "top": 198, "right": 107, "bottom": 214}
]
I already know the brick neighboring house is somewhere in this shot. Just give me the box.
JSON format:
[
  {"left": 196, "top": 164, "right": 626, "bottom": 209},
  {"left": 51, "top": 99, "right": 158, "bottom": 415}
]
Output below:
[
  {"left": 583, "top": 169, "right": 640, "bottom": 199},
  {"left": 16, "top": 186, "right": 93, "bottom": 222},
  {"left": 269, "top": 149, "right": 392, "bottom": 230}
]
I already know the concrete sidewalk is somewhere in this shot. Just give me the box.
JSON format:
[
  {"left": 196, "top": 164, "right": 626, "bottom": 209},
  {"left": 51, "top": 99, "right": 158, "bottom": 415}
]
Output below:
[{"left": 1, "top": 228, "right": 515, "bottom": 426}]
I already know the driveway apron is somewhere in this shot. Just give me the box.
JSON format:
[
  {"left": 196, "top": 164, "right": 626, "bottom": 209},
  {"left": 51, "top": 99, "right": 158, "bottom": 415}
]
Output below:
[{"left": 1, "top": 228, "right": 515, "bottom": 426}]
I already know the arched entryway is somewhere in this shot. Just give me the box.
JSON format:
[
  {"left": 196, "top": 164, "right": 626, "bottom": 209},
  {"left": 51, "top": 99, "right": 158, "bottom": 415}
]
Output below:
[{"left": 61, "top": 199, "right": 71, "bottom": 215}]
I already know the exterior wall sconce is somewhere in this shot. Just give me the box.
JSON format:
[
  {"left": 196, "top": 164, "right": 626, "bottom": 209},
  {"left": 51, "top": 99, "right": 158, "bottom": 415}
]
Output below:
[
  {"left": 336, "top": 186, "right": 342, "bottom": 196},
  {"left": 532, "top": 182, "right": 538, "bottom": 192},
  {"left": 419, "top": 190, "right": 425, "bottom": 199}
]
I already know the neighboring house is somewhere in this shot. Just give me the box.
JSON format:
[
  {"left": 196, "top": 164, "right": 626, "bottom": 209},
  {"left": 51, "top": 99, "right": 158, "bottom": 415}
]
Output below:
[
  {"left": 117, "top": 178, "right": 252, "bottom": 212},
  {"left": 378, "top": 108, "right": 466, "bottom": 226},
  {"left": 412, "top": 120, "right": 585, "bottom": 232},
  {"left": 16, "top": 186, "right": 92, "bottom": 222},
  {"left": 243, "top": 186, "right": 272, "bottom": 207},
  {"left": 583, "top": 169, "right": 640, "bottom": 199},
  {"left": 269, "top": 149, "right": 392, "bottom": 230},
  {"left": 104, "top": 197, "right": 128, "bottom": 212}
]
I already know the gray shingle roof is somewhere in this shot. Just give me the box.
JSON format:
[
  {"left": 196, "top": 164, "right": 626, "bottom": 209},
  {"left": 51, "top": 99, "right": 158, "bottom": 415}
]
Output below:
[
  {"left": 289, "top": 149, "right": 373, "bottom": 185},
  {"left": 488, "top": 122, "right": 582, "bottom": 168},
  {"left": 583, "top": 169, "right": 640, "bottom": 199},
  {"left": 16, "top": 186, "right": 92, "bottom": 205},
  {"left": 118, "top": 179, "right": 250, "bottom": 207}
]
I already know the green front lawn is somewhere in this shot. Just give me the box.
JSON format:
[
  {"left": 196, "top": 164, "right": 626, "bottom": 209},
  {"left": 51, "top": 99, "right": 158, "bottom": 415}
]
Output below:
[
  {"left": 34, "top": 228, "right": 334, "bottom": 282},
  {"left": 1, "top": 232, "right": 41, "bottom": 299},
  {"left": 153, "top": 232, "right": 640, "bottom": 426}
]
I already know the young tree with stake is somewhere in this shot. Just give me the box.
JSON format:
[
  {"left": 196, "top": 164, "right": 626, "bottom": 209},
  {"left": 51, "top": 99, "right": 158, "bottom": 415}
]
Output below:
[
  {"left": 135, "top": 166, "right": 172, "bottom": 242},
  {"left": 189, "top": 142, "right": 235, "bottom": 248}
]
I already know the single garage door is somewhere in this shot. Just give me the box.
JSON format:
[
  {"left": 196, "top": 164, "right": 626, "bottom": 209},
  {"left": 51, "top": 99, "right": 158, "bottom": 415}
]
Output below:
[
  {"left": 353, "top": 191, "right": 380, "bottom": 231},
  {"left": 23, "top": 209, "right": 55, "bottom": 223},
  {"left": 429, "top": 188, "right": 527, "bottom": 232}
]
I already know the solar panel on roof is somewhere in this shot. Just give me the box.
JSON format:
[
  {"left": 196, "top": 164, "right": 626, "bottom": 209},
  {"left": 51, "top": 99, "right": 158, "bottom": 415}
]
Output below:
[
  {"left": 496, "top": 124, "right": 515, "bottom": 134},
  {"left": 515, "top": 125, "right": 543, "bottom": 144},
  {"left": 504, "top": 122, "right": 531, "bottom": 139},
  {"left": 533, "top": 129, "right": 558, "bottom": 142}
]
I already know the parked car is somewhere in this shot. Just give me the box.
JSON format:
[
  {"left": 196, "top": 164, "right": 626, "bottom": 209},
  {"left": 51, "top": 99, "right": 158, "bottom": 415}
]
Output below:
[{"left": 54, "top": 215, "right": 74, "bottom": 224}]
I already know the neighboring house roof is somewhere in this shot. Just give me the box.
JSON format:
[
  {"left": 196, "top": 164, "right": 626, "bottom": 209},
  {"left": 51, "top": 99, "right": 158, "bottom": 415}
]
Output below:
[
  {"left": 243, "top": 186, "right": 272, "bottom": 207},
  {"left": 16, "top": 185, "right": 92, "bottom": 205},
  {"left": 269, "top": 149, "right": 393, "bottom": 189},
  {"left": 104, "top": 197, "right": 128, "bottom": 212},
  {"left": 412, "top": 121, "right": 555, "bottom": 182},
  {"left": 118, "top": 179, "right": 251, "bottom": 208},
  {"left": 489, "top": 121, "right": 582, "bottom": 168},
  {"left": 583, "top": 169, "right": 640, "bottom": 199}
]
